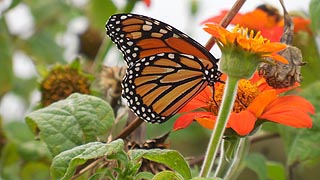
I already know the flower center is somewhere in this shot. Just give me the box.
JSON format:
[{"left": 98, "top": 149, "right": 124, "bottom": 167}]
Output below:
[{"left": 208, "top": 79, "right": 260, "bottom": 114}]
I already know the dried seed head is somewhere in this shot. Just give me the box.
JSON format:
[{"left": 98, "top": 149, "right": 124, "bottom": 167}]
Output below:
[{"left": 259, "top": 45, "right": 305, "bottom": 88}]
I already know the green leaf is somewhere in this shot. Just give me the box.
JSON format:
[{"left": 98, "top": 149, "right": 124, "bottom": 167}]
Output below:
[
  {"left": 7, "top": 0, "right": 22, "bottom": 11},
  {"left": 87, "top": 0, "right": 116, "bottom": 29},
  {"left": 129, "top": 149, "right": 192, "bottom": 180},
  {"left": 191, "top": 177, "right": 222, "bottom": 180},
  {"left": 25, "top": 93, "right": 114, "bottom": 156},
  {"left": 0, "top": 143, "right": 21, "bottom": 180},
  {"left": 266, "top": 161, "right": 286, "bottom": 180},
  {"left": 300, "top": 81, "right": 320, "bottom": 109},
  {"left": 23, "top": 31, "right": 65, "bottom": 64},
  {"left": 4, "top": 121, "right": 35, "bottom": 143},
  {"left": 26, "top": 0, "right": 79, "bottom": 33},
  {"left": 152, "top": 171, "right": 184, "bottom": 180},
  {"left": 0, "top": 18, "right": 13, "bottom": 96},
  {"left": 21, "top": 162, "right": 50, "bottom": 180},
  {"left": 50, "top": 140, "right": 124, "bottom": 180},
  {"left": 282, "top": 113, "right": 320, "bottom": 165},
  {"left": 18, "top": 141, "right": 51, "bottom": 161},
  {"left": 244, "top": 153, "right": 268, "bottom": 180},
  {"left": 293, "top": 32, "right": 320, "bottom": 87},
  {"left": 279, "top": 82, "right": 320, "bottom": 166},
  {"left": 3, "top": 121, "right": 51, "bottom": 161},
  {"left": 11, "top": 77, "right": 38, "bottom": 103},
  {"left": 135, "top": 172, "right": 154, "bottom": 180},
  {"left": 309, "top": 0, "right": 320, "bottom": 34}
]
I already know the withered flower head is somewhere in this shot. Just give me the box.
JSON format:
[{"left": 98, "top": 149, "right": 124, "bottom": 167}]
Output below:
[
  {"left": 100, "top": 66, "right": 126, "bottom": 107},
  {"left": 259, "top": 3, "right": 306, "bottom": 89},
  {"left": 40, "top": 61, "right": 92, "bottom": 106},
  {"left": 79, "top": 26, "right": 103, "bottom": 60},
  {"left": 259, "top": 45, "right": 305, "bottom": 88}
]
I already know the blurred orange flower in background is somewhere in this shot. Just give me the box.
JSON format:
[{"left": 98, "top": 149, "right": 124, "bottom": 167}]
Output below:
[
  {"left": 202, "top": 4, "right": 311, "bottom": 42},
  {"left": 143, "top": 0, "right": 151, "bottom": 7}
]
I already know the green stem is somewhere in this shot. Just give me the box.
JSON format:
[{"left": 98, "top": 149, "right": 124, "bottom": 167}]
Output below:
[
  {"left": 91, "top": 38, "right": 113, "bottom": 73},
  {"left": 199, "top": 76, "right": 239, "bottom": 177},
  {"left": 91, "top": 0, "right": 139, "bottom": 73},
  {"left": 214, "top": 137, "right": 249, "bottom": 179}
]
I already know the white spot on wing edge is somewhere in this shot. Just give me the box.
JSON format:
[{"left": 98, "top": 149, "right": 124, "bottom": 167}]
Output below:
[
  {"left": 142, "top": 25, "right": 152, "bottom": 31},
  {"left": 159, "top": 29, "right": 168, "bottom": 34},
  {"left": 168, "top": 54, "right": 175, "bottom": 59},
  {"left": 120, "top": 15, "right": 127, "bottom": 20}
]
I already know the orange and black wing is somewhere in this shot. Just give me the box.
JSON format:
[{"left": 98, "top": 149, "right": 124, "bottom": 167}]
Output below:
[
  {"left": 106, "top": 13, "right": 219, "bottom": 66},
  {"left": 106, "top": 13, "right": 221, "bottom": 123},
  {"left": 122, "top": 53, "right": 220, "bottom": 123}
]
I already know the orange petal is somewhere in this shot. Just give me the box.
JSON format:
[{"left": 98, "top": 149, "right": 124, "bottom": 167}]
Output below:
[
  {"left": 203, "top": 24, "right": 229, "bottom": 44},
  {"left": 195, "top": 115, "right": 233, "bottom": 129},
  {"left": 250, "top": 71, "right": 262, "bottom": 83},
  {"left": 201, "top": 10, "right": 243, "bottom": 25},
  {"left": 264, "top": 95, "right": 315, "bottom": 114},
  {"left": 203, "top": 24, "right": 223, "bottom": 37},
  {"left": 195, "top": 117, "right": 216, "bottom": 129},
  {"left": 264, "top": 53, "right": 289, "bottom": 64},
  {"left": 228, "top": 111, "right": 257, "bottom": 136},
  {"left": 275, "top": 82, "right": 300, "bottom": 94},
  {"left": 248, "top": 90, "right": 277, "bottom": 117},
  {"left": 239, "top": 9, "right": 275, "bottom": 30},
  {"left": 256, "top": 76, "right": 298, "bottom": 93},
  {"left": 173, "top": 112, "right": 213, "bottom": 131},
  {"left": 261, "top": 95, "right": 314, "bottom": 128},
  {"left": 257, "top": 42, "right": 286, "bottom": 53},
  {"left": 292, "top": 17, "right": 311, "bottom": 33},
  {"left": 260, "top": 26, "right": 283, "bottom": 42}
]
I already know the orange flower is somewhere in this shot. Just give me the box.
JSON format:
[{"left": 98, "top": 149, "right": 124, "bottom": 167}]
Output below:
[
  {"left": 202, "top": 5, "right": 311, "bottom": 42},
  {"left": 143, "top": 0, "right": 151, "bottom": 7},
  {"left": 204, "top": 24, "right": 288, "bottom": 64},
  {"left": 174, "top": 73, "right": 314, "bottom": 136}
]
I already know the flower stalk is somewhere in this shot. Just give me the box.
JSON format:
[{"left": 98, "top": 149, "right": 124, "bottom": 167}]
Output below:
[
  {"left": 199, "top": 76, "right": 240, "bottom": 177},
  {"left": 214, "top": 137, "right": 249, "bottom": 179}
]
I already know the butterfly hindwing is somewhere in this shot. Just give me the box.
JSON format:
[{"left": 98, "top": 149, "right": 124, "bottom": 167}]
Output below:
[{"left": 122, "top": 53, "right": 213, "bottom": 123}]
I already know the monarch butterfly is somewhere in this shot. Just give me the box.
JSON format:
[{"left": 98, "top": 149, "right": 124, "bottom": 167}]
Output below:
[{"left": 106, "top": 13, "right": 221, "bottom": 123}]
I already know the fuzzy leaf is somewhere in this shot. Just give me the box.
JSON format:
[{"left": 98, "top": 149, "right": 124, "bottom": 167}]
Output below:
[
  {"left": 129, "top": 149, "right": 191, "bottom": 180},
  {"left": 26, "top": 93, "right": 114, "bottom": 156},
  {"left": 135, "top": 172, "right": 154, "bottom": 180},
  {"left": 152, "top": 171, "right": 184, "bottom": 180},
  {"left": 51, "top": 140, "right": 124, "bottom": 180}
]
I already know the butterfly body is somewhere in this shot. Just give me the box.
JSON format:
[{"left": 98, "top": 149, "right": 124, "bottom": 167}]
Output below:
[{"left": 106, "top": 13, "right": 221, "bottom": 123}]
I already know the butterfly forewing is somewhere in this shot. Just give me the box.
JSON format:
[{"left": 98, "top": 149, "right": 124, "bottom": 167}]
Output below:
[{"left": 106, "top": 13, "right": 219, "bottom": 66}]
